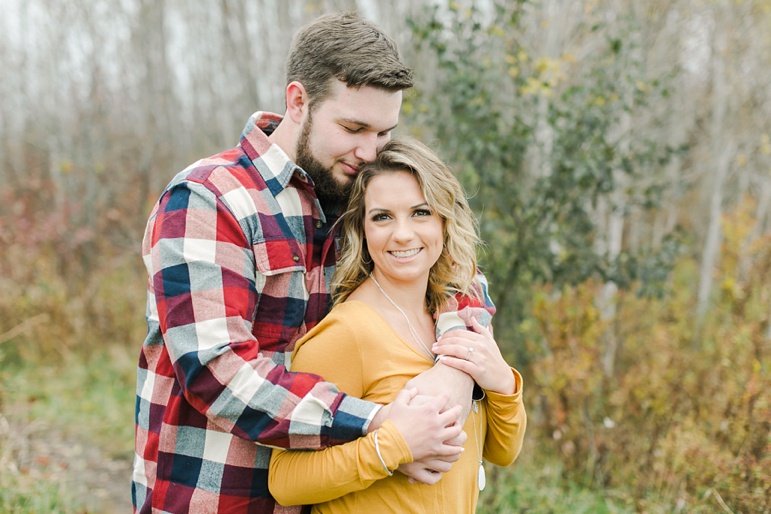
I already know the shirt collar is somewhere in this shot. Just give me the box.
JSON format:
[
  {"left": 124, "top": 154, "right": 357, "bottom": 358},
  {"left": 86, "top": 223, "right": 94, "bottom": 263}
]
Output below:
[
  {"left": 239, "top": 111, "right": 326, "bottom": 223},
  {"left": 239, "top": 111, "right": 311, "bottom": 191}
]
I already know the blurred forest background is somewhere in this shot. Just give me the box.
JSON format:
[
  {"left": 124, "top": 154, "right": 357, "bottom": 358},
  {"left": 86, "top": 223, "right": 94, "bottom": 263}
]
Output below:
[{"left": 1, "top": 0, "right": 769, "bottom": 512}]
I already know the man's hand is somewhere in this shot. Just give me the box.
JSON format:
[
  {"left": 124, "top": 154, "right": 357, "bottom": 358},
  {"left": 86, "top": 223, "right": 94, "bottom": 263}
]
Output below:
[
  {"left": 389, "top": 357, "right": 475, "bottom": 484},
  {"left": 378, "top": 388, "right": 464, "bottom": 462},
  {"left": 396, "top": 423, "right": 468, "bottom": 484},
  {"left": 367, "top": 359, "right": 476, "bottom": 484}
]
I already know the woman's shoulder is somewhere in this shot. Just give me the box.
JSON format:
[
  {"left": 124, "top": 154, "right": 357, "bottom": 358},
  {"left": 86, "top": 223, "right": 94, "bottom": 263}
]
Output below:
[
  {"left": 326, "top": 301, "right": 380, "bottom": 324},
  {"left": 293, "top": 301, "right": 387, "bottom": 356},
  {"left": 321, "top": 301, "right": 396, "bottom": 339}
]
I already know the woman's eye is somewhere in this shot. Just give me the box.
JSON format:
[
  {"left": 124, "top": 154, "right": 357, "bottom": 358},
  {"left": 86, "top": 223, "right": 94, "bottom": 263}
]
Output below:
[
  {"left": 414, "top": 209, "right": 432, "bottom": 217},
  {"left": 343, "top": 126, "right": 362, "bottom": 134},
  {"left": 372, "top": 213, "right": 391, "bottom": 222}
]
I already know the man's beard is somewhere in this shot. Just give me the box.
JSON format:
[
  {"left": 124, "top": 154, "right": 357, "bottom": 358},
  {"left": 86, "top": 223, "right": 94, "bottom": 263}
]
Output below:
[{"left": 295, "top": 111, "right": 352, "bottom": 210}]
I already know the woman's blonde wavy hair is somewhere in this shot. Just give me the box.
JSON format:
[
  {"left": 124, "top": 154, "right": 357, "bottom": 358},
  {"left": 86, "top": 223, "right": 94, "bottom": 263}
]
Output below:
[{"left": 332, "top": 137, "right": 481, "bottom": 313}]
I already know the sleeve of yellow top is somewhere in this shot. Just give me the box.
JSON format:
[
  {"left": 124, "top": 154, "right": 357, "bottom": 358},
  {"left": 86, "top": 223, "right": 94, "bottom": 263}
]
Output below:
[
  {"left": 269, "top": 420, "right": 411, "bottom": 506},
  {"left": 482, "top": 367, "right": 527, "bottom": 467}
]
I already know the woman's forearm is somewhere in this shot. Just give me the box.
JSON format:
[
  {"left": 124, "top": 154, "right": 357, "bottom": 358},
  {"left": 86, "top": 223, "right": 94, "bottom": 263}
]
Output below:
[{"left": 268, "top": 421, "right": 411, "bottom": 506}]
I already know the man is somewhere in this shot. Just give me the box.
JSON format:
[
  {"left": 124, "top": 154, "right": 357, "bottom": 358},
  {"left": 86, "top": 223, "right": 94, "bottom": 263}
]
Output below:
[{"left": 132, "top": 12, "right": 474, "bottom": 513}]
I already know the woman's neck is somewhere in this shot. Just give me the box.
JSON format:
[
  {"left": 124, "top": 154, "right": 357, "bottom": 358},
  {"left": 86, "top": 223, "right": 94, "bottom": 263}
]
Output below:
[{"left": 368, "top": 270, "right": 429, "bottom": 314}]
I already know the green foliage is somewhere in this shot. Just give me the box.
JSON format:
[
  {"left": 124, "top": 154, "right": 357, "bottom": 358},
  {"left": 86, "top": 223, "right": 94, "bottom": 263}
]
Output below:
[
  {"left": 476, "top": 451, "right": 638, "bottom": 513},
  {"left": 0, "top": 346, "right": 136, "bottom": 512},
  {"left": 0, "top": 477, "right": 81, "bottom": 514},
  {"left": 2, "top": 349, "right": 136, "bottom": 453},
  {"left": 402, "top": 3, "right": 770, "bottom": 511},
  {"left": 0, "top": 204, "right": 146, "bottom": 364},
  {"left": 0, "top": 176, "right": 142, "bottom": 511},
  {"left": 406, "top": 1, "right": 682, "bottom": 356},
  {"left": 1, "top": 4, "right": 768, "bottom": 512},
  {"left": 519, "top": 203, "right": 770, "bottom": 513}
]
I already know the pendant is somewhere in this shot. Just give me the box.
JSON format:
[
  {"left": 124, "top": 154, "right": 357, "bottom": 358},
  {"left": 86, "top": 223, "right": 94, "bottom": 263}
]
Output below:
[{"left": 478, "top": 463, "right": 486, "bottom": 490}]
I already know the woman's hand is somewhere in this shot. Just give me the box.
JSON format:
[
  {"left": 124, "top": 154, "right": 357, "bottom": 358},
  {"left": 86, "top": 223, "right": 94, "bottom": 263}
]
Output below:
[{"left": 431, "top": 319, "right": 515, "bottom": 395}]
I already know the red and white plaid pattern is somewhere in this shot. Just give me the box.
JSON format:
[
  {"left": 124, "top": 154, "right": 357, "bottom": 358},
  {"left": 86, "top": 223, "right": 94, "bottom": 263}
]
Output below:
[{"left": 132, "top": 112, "right": 378, "bottom": 513}]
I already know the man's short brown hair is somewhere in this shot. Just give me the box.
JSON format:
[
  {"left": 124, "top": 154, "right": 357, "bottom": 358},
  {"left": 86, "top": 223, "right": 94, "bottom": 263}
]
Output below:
[{"left": 286, "top": 11, "right": 414, "bottom": 108}]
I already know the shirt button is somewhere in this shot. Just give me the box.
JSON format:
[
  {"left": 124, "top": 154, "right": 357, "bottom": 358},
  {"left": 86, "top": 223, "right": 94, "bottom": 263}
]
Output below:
[
  {"left": 314, "top": 220, "right": 323, "bottom": 229},
  {"left": 292, "top": 254, "right": 300, "bottom": 262}
]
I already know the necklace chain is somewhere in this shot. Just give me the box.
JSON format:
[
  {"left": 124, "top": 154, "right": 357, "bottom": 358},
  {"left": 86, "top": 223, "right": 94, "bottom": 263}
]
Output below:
[{"left": 369, "top": 273, "right": 435, "bottom": 360}]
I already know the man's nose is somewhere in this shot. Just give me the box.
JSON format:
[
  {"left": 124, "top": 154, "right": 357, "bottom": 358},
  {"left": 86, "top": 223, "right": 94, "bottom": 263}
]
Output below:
[{"left": 354, "top": 133, "right": 379, "bottom": 163}]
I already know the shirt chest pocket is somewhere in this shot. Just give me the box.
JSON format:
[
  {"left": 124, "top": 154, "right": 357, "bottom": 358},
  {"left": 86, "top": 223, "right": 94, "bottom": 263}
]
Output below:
[
  {"left": 253, "top": 238, "right": 306, "bottom": 276},
  {"left": 251, "top": 238, "right": 308, "bottom": 347}
]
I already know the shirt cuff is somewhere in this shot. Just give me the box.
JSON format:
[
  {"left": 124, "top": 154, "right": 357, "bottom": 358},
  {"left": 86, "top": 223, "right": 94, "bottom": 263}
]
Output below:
[
  {"left": 331, "top": 395, "right": 382, "bottom": 441},
  {"left": 486, "top": 367, "right": 524, "bottom": 405}
]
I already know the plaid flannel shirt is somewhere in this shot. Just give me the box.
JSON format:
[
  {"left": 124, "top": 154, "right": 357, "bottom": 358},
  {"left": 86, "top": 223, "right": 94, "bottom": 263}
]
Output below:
[{"left": 132, "top": 112, "right": 380, "bottom": 513}]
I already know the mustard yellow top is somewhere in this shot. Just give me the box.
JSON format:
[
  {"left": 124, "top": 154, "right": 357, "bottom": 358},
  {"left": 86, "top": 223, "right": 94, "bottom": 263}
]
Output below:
[{"left": 269, "top": 301, "right": 526, "bottom": 513}]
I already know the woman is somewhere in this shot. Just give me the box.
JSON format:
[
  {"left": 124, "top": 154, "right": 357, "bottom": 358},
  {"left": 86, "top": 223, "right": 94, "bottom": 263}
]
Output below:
[{"left": 269, "top": 137, "right": 526, "bottom": 513}]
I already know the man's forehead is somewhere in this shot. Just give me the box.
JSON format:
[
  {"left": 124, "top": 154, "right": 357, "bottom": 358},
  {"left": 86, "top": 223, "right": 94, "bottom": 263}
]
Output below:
[{"left": 321, "top": 83, "right": 402, "bottom": 128}]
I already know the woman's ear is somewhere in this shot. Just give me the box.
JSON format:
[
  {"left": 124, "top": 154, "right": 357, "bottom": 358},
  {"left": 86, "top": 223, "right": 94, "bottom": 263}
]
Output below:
[{"left": 285, "top": 81, "right": 308, "bottom": 124}]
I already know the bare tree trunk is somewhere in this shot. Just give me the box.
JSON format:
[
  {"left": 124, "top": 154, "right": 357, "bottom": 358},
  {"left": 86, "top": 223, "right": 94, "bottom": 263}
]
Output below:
[
  {"left": 696, "top": 7, "right": 734, "bottom": 327},
  {"left": 597, "top": 0, "right": 639, "bottom": 377},
  {"left": 599, "top": 187, "right": 625, "bottom": 377},
  {"left": 133, "top": 0, "right": 180, "bottom": 196},
  {"left": 753, "top": 179, "right": 771, "bottom": 239},
  {"left": 222, "top": 0, "right": 262, "bottom": 110}
]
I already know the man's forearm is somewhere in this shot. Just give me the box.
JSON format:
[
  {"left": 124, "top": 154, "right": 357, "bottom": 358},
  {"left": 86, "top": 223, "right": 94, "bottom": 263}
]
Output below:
[
  {"left": 405, "top": 361, "right": 474, "bottom": 421},
  {"left": 367, "top": 403, "right": 388, "bottom": 433}
]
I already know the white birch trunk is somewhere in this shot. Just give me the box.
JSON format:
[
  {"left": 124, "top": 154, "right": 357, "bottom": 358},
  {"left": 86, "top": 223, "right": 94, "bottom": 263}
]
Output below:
[
  {"left": 597, "top": 117, "right": 629, "bottom": 377},
  {"left": 529, "top": 0, "right": 561, "bottom": 182},
  {"left": 597, "top": 0, "right": 634, "bottom": 377},
  {"left": 753, "top": 179, "right": 771, "bottom": 241},
  {"left": 599, "top": 186, "right": 625, "bottom": 376},
  {"left": 696, "top": 9, "right": 733, "bottom": 325}
]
